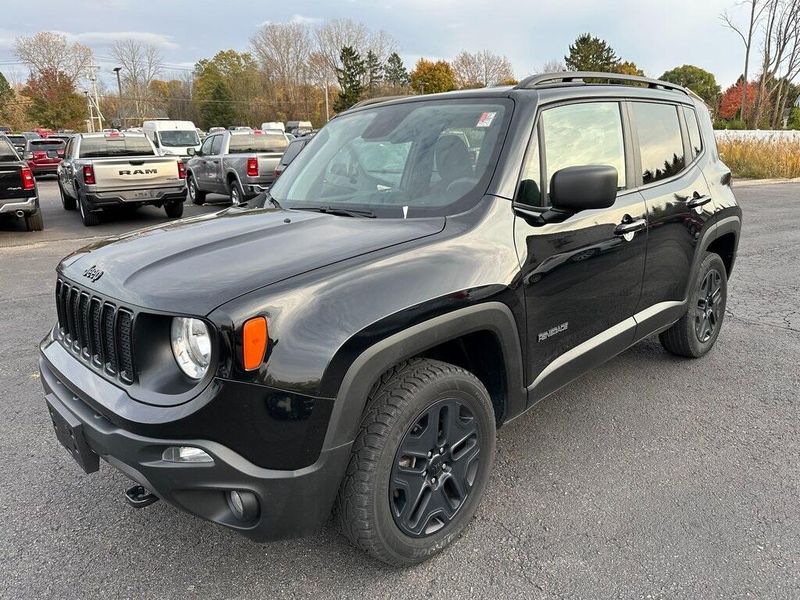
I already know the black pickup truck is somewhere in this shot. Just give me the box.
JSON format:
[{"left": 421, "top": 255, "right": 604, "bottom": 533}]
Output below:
[
  {"left": 39, "top": 73, "right": 740, "bottom": 566},
  {"left": 0, "top": 134, "right": 43, "bottom": 231}
]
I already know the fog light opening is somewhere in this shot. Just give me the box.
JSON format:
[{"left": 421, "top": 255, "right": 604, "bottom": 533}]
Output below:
[
  {"left": 227, "top": 490, "right": 260, "bottom": 522},
  {"left": 161, "top": 446, "right": 214, "bottom": 464}
]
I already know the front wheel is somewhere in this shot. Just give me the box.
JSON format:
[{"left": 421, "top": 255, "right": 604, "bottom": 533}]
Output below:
[
  {"left": 660, "top": 252, "right": 728, "bottom": 357},
  {"left": 336, "top": 358, "right": 496, "bottom": 566}
]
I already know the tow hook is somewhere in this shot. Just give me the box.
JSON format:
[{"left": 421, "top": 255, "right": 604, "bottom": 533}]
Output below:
[{"left": 124, "top": 484, "right": 159, "bottom": 508}]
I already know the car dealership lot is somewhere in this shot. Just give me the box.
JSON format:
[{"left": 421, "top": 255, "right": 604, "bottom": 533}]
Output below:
[{"left": 1, "top": 180, "right": 798, "bottom": 598}]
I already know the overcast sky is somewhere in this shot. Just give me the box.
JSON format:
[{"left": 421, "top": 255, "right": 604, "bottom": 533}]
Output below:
[{"left": 0, "top": 0, "right": 748, "bottom": 90}]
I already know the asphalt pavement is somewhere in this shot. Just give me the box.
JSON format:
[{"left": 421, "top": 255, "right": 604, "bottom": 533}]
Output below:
[{"left": 1, "top": 179, "right": 798, "bottom": 599}]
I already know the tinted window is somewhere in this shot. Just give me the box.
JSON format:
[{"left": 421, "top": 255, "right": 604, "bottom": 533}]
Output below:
[
  {"left": 280, "top": 140, "right": 305, "bottom": 166},
  {"left": 28, "top": 139, "right": 66, "bottom": 149},
  {"left": 228, "top": 133, "right": 288, "bottom": 154},
  {"left": 79, "top": 135, "right": 155, "bottom": 158},
  {"left": 0, "top": 138, "right": 18, "bottom": 160},
  {"left": 633, "top": 103, "right": 685, "bottom": 184},
  {"left": 541, "top": 102, "right": 626, "bottom": 194},
  {"left": 683, "top": 106, "right": 702, "bottom": 158},
  {"left": 200, "top": 135, "right": 215, "bottom": 155}
]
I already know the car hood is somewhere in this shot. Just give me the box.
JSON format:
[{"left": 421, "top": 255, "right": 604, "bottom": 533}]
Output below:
[{"left": 59, "top": 208, "right": 445, "bottom": 314}]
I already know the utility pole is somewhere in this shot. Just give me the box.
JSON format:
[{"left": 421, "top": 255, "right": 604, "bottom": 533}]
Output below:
[
  {"left": 113, "top": 67, "right": 123, "bottom": 128},
  {"left": 85, "top": 91, "right": 94, "bottom": 133},
  {"left": 324, "top": 79, "right": 330, "bottom": 122},
  {"left": 87, "top": 66, "right": 103, "bottom": 131}
]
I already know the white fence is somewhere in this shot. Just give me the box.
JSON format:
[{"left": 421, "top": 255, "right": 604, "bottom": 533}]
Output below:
[{"left": 715, "top": 130, "right": 800, "bottom": 142}]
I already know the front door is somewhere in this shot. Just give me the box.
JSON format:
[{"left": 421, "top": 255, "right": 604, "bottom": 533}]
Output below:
[{"left": 513, "top": 100, "right": 648, "bottom": 402}]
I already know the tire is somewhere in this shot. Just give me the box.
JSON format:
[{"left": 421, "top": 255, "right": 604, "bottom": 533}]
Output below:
[
  {"left": 78, "top": 192, "right": 100, "bottom": 227},
  {"left": 229, "top": 178, "right": 245, "bottom": 206},
  {"left": 24, "top": 209, "right": 43, "bottom": 231},
  {"left": 164, "top": 199, "right": 184, "bottom": 219},
  {"left": 336, "top": 358, "right": 496, "bottom": 566},
  {"left": 60, "top": 181, "right": 76, "bottom": 210},
  {"left": 660, "top": 252, "right": 728, "bottom": 358},
  {"left": 187, "top": 174, "right": 206, "bottom": 205}
]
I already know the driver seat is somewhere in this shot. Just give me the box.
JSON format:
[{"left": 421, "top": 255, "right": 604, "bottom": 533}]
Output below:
[{"left": 433, "top": 135, "right": 474, "bottom": 195}]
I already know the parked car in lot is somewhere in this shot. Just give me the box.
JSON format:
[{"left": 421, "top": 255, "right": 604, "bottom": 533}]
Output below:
[
  {"left": 272, "top": 135, "right": 311, "bottom": 180},
  {"left": 6, "top": 134, "right": 27, "bottom": 155},
  {"left": 39, "top": 72, "right": 741, "bottom": 566},
  {"left": 57, "top": 131, "right": 187, "bottom": 226},
  {"left": 0, "top": 135, "right": 42, "bottom": 230},
  {"left": 143, "top": 119, "right": 202, "bottom": 157},
  {"left": 24, "top": 137, "right": 66, "bottom": 177},
  {"left": 185, "top": 129, "right": 288, "bottom": 205}
]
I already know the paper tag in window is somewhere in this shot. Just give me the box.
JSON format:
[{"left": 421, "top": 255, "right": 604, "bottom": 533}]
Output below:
[{"left": 476, "top": 112, "right": 496, "bottom": 127}]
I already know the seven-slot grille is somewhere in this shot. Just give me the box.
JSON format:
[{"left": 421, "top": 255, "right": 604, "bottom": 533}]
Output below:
[{"left": 55, "top": 279, "right": 135, "bottom": 384}]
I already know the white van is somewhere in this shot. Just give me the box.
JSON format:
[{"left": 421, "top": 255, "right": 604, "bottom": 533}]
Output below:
[
  {"left": 260, "top": 121, "right": 285, "bottom": 133},
  {"left": 142, "top": 120, "right": 201, "bottom": 157}
]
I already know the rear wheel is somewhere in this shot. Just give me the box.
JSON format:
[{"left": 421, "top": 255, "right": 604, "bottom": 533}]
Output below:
[
  {"left": 24, "top": 209, "right": 43, "bottom": 231},
  {"left": 336, "top": 358, "right": 496, "bottom": 566},
  {"left": 187, "top": 175, "right": 206, "bottom": 205},
  {"left": 229, "top": 178, "right": 245, "bottom": 206},
  {"left": 164, "top": 199, "right": 184, "bottom": 219},
  {"left": 59, "top": 181, "right": 76, "bottom": 210},
  {"left": 78, "top": 193, "right": 100, "bottom": 227},
  {"left": 660, "top": 252, "right": 728, "bottom": 357}
]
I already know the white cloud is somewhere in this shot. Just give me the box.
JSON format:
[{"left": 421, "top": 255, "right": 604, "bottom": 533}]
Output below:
[
  {"left": 70, "top": 31, "right": 179, "bottom": 50},
  {"left": 290, "top": 14, "right": 322, "bottom": 25}
]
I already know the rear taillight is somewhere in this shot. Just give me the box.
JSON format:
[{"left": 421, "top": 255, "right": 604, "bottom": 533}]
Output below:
[
  {"left": 21, "top": 166, "right": 35, "bottom": 190},
  {"left": 246, "top": 157, "right": 258, "bottom": 177},
  {"left": 177, "top": 161, "right": 186, "bottom": 179},
  {"left": 33, "top": 151, "right": 47, "bottom": 160},
  {"left": 83, "top": 164, "right": 96, "bottom": 185}
]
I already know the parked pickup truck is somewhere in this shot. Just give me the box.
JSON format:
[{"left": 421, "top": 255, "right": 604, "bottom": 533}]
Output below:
[
  {"left": 185, "top": 129, "right": 288, "bottom": 206},
  {"left": 57, "top": 131, "right": 187, "bottom": 226},
  {"left": 0, "top": 134, "right": 43, "bottom": 230}
]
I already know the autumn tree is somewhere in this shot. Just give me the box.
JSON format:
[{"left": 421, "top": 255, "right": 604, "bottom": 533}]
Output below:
[
  {"left": 250, "top": 21, "right": 312, "bottom": 106},
  {"left": 565, "top": 34, "right": 618, "bottom": 72},
  {"left": 452, "top": 50, "right": 514, "bottom": 88},
  {"left": 383, "top": 52, "right": 409, "bottom": 89},
  {"left": 14, "top": 32, "right": 93, "bottom": 86},
  {"left": 334, "top": 46, "right": 366, "bottom": 112},
  {"left": 194, "top": 50, "right": 261, "bottom": 126},
  {"left": 24, "top": 68, "right": 86, "bottom": 129},
  {"left": 410, "top": 59, "right": 456, "bottom": 94},
  {"left": 614, "top": 61, "right": 644, "bottom": 76},
  {"left": 718, "top": 80, "right": 758, "bottom": 120},
  {"left": 660, "top": 65, "right": 721, "bottom": 105}
]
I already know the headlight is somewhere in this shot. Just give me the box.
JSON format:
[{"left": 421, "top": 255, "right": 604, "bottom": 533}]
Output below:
[{"left": 170, "top": 317, "right": 211, "bottom": 379}]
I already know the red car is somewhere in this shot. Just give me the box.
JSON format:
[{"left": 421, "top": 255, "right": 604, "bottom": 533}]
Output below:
[{"left": 24, "top": 138, "right": 65, "bottom": 177}]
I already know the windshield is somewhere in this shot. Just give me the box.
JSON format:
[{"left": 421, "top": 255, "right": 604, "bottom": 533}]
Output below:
[
  {"left": 229, "top": 132, "right": 288, "bottom": 153},
  {"left": 79, "top": 136, "right": 155, "bottom": 158},
  {"left": 269, "top": 98, "right": 510, "bottom": 218},
  {"left": 0, "top": 138, "right": 18, "bottom": 160},
  {"left": 158, "top": 130, "right": 200, "bottom": 147}
]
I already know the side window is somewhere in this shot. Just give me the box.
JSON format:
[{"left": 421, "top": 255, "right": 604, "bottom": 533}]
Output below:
[
  {"left": 683, "top": 106, "right": 703, "bottom": 159},
  {"left": 210, "top": 135, "right": 224, "bottom": 155},
  {"left": 200, "top": 135, "right": 215, "bottom": 155},
  {"left": 632, "top": 102, "right": 686, "bottom": 184},
  {"left": 541, "top": 102, "right": 626, "bottom": 198}
]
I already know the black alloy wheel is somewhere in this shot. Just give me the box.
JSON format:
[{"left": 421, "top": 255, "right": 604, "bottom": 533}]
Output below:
[{"left": 695, "top": 268, "right": 723, "bottom": 343}]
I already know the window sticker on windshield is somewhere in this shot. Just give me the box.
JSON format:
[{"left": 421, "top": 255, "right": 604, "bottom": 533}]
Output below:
[{"left": 476, "top": 112, "right": 497, "bottom": 128}]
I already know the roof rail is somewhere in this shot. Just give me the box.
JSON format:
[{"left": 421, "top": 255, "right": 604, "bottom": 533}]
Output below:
[{"left": 514, "top": 71, "right": 690, "bottom": 96}]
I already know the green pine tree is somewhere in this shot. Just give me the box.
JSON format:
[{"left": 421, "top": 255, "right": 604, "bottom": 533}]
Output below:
[
  {"left": 200, "top": 79, "right": 236, "bottom": 128},
  {"left": 565, "top": 34, "right": 618, "bottom": 72},
  {"left": 334, "top": 46, "right": 366, "bottom": 112},
  {"left": 384, "top": 52, "right": 409, "bottom": 88},
  {"left": 365, "top": 50, "right": 383, "bottom": 96}
]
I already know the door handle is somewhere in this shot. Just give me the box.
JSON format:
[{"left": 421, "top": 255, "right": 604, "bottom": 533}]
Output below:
[
  {"left": 614, "top": 217, "right": 647, "bottom": 238},
  {"left": 687, "top": 194, "right": 712, "bottom": 209}
]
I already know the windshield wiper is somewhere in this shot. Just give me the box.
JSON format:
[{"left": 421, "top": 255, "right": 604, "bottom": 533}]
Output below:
[
  {"left": 295, "top": 205, "right": 376, "bottom": 218},
  {"left": 263, "top": 191, "right": 281, "bottom": 209}
]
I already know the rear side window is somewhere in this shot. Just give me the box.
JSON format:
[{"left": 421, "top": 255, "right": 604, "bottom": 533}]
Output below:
[
  {"left": 228, "top": 133, "right": 289, "bottom": 154},
  {"left": 281, "top": 140, "right": 305, "bottom": 165},
  {"left": 683, "top": 106, "right": 703, "bottom": 158},
  {"left": 518, "top": 102, "right": 626, "bottom": 207},
  {"left": 632, "top": 103, "right": 685, "bottom": 184},
  {"left": 79, "top": 136, "right": 155, "bottom": 158},
  {"left": 0, "top": 138, "right": 17, "bottom": 160}
]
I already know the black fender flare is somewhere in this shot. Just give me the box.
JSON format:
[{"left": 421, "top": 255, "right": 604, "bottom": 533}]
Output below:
[
  {"left": 320, "top": 301, "right": 527, "bottom": 451},
  {"left": 683, "top": 213, "right": 741, "bottom": 300}
]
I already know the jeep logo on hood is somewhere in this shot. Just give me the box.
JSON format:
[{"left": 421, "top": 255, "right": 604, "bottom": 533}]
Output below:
[
  {"left": 119, "top": 168, "right": 157, "bottom": 175},
  {"left": 82, "top": 265, "right": 104, "bottom": 282}
]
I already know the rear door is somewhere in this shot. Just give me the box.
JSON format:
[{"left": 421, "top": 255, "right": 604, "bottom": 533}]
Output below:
[
  {"left": 628, "top": 101, "right": 714, "bottom": 328},
  {"left": 513, "top": 100, "right": 648, "bottom": 402}
]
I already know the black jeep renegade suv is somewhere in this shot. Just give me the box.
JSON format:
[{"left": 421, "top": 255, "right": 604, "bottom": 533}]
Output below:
[{"left": 40, "top": 72, "right": 741, "bottom": 566}]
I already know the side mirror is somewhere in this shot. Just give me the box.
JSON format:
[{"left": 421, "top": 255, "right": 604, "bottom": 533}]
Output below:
[
  {"left": 550, "top": 165, "right": 618, "bottom": 212},
  {"left": 186, "top": 147, "right": 196, "bottom": 156}
]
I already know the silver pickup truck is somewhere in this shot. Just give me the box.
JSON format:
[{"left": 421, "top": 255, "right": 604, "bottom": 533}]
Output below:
[
  {"left": 185, "top": 129, "right": 288, "bottom": 205},
  {"left": 57, "top": 132, "right": 187, "bottom": 226}
]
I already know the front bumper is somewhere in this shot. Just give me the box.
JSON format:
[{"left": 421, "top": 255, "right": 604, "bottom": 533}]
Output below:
[
  {"left": 39, "top": 346, "right": 351, "bottom": 542},
  {"left": 0, "top": 196, "right": 38, "bottom": 215}
]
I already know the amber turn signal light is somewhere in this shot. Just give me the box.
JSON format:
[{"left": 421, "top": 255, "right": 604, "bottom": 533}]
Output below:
[{"left": 242, "top": 317, "right": 267, "bottom": 371}]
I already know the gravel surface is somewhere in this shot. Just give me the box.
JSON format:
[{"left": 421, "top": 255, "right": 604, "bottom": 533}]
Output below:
[{"left": 1, "top": 179, "right": 798, "bottom": 599}]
